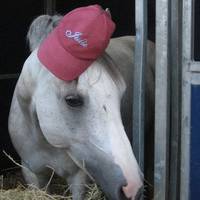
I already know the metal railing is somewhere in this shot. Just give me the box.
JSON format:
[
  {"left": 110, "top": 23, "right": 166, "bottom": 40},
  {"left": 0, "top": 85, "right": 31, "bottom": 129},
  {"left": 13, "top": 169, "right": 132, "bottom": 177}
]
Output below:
[
  {"left": 44, "top": 0, "right": 56, "bottom": 15},
  {"left": 134, "top": 0, "right": 183, "bottom": 199},
  {"left": 133, "top": 0, "right": 147, "bottom": 174}
]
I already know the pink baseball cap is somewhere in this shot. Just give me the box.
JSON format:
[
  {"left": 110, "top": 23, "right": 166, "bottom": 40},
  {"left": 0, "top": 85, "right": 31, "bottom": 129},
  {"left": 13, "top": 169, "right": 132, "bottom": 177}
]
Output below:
[{"left": 37, "top": 4, "right": 116, "bottom": 81}]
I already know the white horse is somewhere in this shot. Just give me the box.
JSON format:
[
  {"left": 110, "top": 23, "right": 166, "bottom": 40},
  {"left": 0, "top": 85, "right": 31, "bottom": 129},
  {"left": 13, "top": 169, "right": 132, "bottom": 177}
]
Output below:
[{"left": 8, "top": 15, "right": 155, "bottom": 200}]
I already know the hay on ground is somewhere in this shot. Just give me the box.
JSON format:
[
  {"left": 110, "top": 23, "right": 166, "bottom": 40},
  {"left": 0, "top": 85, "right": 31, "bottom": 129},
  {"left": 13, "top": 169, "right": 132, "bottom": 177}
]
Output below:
[
  {"left": 1, "top": 152, "right": 106, "bottom": 200},
  {"left": 0, "top": 171, "right": 106, "bottom": 200}
]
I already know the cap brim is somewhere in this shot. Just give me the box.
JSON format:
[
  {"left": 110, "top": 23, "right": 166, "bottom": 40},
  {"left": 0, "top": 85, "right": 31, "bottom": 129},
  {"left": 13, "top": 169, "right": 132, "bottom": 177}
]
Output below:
[{"left": 37, "top": 28, "right": 93, "bottom": 81}]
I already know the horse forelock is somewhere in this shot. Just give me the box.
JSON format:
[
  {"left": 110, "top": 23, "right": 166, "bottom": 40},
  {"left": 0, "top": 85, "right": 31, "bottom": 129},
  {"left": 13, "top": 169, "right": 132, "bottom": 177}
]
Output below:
[{"left": 78, "top": 53, "right": 126, "bottom": 95}]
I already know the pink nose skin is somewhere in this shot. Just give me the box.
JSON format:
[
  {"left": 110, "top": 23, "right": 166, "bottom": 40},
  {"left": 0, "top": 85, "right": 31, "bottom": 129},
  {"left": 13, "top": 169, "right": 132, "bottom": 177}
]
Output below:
[{"left": 122, "top": 179, "right": 143, "bottom": 199}]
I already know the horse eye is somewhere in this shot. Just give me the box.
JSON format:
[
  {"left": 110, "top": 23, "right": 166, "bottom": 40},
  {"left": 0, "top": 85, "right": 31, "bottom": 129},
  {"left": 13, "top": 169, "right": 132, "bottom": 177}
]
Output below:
[{"left": 65, "top": 95, "right": 84, "bottom": 107}]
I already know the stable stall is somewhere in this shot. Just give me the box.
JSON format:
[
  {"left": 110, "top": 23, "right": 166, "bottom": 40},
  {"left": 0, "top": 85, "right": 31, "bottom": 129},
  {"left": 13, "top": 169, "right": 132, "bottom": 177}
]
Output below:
[{"left": 1, "top": 0, "right": 200, "bottom": 199}]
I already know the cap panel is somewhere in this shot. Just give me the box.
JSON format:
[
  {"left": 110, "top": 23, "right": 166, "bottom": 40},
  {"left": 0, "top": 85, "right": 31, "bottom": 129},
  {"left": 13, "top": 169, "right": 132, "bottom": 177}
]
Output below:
[
  {"left": 37, "top": 4, "right": 115, "bottom": 81},
  {"left": 38, "top": 31, "right": 93, "bottom": 81},
  {"left": 58, "top": 11, "right": 115, "bottom": 59}
]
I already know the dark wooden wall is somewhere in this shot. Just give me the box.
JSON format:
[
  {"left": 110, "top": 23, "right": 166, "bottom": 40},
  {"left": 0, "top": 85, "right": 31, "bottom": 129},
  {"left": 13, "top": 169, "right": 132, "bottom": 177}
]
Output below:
[
  {"left": 0, "top": 1, "right": 44, "bottom": 172},
  {"left": 194, "top": 0, "right": 200, "bottom": 60}
]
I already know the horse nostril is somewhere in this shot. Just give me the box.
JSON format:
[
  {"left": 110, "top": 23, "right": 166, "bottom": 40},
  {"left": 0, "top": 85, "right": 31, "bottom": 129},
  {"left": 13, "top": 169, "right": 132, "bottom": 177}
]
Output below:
[
  {"left": 135, "top": 186, "right": 144, "bottom": 200},
  {"left": 119, "top": 181, "right": 129, "bottom": 200},
  {"left": 120, "top": 182, "right": 138, "bottom": 200},
  {"left": 119, "top": 189, "right": 130, "bottom": 200}
]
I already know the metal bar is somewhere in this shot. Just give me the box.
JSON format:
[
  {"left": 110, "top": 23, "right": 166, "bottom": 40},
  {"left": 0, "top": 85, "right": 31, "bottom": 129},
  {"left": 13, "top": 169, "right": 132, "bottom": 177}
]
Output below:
[
  {"left": 133, "top": 0, "right": 147, "bottom": 172},
  {"left": 44, "top": 0, "right": 56, "bottom": 15},
  {"left": 189, "top": 61, "right": 200, "bottom": 72},
  {"left": 154, "top": 0, "right": 170, "bottom": 199},
  {"left": 168, "top": 0, "right": 182, "bottom": 199},
  {"left": 191, "top": 73, "right": 200, "bottom": 84},
  {"left": 0, "top": 73, "right": 19, "bottom": 80},
  {"left": 181, "top": 0, "right": 194, "bottom": 199}
]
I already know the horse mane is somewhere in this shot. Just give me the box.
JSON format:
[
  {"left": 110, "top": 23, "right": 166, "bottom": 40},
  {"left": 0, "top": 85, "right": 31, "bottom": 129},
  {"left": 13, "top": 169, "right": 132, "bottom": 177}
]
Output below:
[{"left": 97, "top": 53, "right": 126, "bottom": 94}]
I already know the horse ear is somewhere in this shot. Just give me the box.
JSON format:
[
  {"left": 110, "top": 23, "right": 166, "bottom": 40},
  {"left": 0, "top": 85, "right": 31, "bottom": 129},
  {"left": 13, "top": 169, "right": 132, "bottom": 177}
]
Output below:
[
  {"left": 27, "top": 14, "right": 62, "bottom": 52},
  {"left": 105, "top": 8, "right": 112, "bottom": 18}
]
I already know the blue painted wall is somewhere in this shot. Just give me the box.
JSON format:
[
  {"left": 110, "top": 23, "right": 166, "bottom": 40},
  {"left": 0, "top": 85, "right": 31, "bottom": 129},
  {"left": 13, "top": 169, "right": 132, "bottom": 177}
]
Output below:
[{"left": 190, "top": 85, "right": 200, "bottom": 199}]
